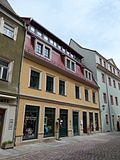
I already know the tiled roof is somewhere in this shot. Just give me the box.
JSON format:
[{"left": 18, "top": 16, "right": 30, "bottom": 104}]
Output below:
[{"left": 0, "top": 0, "right": 16, "bottom": 14}]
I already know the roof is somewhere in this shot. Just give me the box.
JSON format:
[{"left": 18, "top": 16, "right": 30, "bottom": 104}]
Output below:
[
  {"left": 22, "top": 17, "right": 84, "bottom": 60},
  {"left": 0, "top": 0, "right": 16, "bottom": 14}
]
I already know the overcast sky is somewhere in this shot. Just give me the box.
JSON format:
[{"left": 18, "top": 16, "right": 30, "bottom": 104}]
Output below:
[{"left": 8, "top": 0, "right": 120, "bottom": 67}]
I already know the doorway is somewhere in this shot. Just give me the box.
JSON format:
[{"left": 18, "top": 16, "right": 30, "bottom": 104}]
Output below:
[
  {"left": 83, "top": 112, "right": 87, "bottom": 133},
  {"left": 73, "top": 111, "right": 79, "bottom": 136},
  {"left": 0, "top": 109, "right": 5, "bottom": 144},
  {"left": 59, "top": 109, "right": 68, "bottom": 137}
]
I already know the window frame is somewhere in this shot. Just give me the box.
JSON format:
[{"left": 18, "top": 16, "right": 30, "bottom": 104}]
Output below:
[
  {"left": 59, "top": 79, "right": 66, "bottom": 96},
  {"left": 65, "top": 57, "right": 76, "bottom": 73},
  {"left": 29, "top": 68, "right": 42, "bottom": 90},
  {"left": 75, "top": 85, "right": 81, "bottom": 99},
  {"left": 46, "top": 74, "right": 55, "bottom": 93},
  {"left": 84, "top": 69, "right": 92, "bottom": 81},
  {"left": 92, "top": 91, "right": 96, "bottom": 104},
  {"left": 85, "top": 88, "right": 89, "bottom": 102}
]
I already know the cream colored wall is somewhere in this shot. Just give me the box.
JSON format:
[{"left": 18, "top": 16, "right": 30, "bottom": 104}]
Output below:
[{"left": 20, "top": 58, "right": 99, "bottom": 109}]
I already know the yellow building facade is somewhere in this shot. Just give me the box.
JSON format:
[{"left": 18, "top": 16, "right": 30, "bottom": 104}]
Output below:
[{"left": 15, "top": 18, "right": 101, "bottom": 145}]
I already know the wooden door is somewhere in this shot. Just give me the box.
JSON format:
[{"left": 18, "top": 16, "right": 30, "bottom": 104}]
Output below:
[{"left": 0, "top": 109, "right": 5, "bottom": 144}]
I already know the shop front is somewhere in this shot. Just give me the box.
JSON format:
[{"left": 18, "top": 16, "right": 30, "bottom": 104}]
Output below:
[
  {"left": 23, "top": 105, "right": 39, "bottom": 141},
  {"left": 44, "top": 107, "right": 56, "bottom": 138}
]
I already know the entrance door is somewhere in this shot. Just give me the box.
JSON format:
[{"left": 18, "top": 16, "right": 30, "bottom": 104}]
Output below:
[
  {"left": 89, "top": 112, "right": 94, "bottom": 132},
  {"left": 73, "top": 111, "right": 79, "bottom": 136},
  {"left": 60, "top": 109, "right": 68, "bottom": 137},
  {"left": 83, "top": 112, "right": 87, "bottom": 133},
  {"left": 0, "top": 109, "right": 5, "bottom": 144}
]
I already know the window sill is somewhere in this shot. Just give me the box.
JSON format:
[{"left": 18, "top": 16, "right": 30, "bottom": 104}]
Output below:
[
  {"left": 2, "top": 33, "right": 14, "bottom": 40},
  {"left": 59, "top": 94, "right": 67, "bottom": 97},
  {"left": 0, "top": 79, "right": 8, "bottom": 83},
  {"left": 46, "top": 90, "right": 56, "bottom": 94},
  {"left": 28, "top": 86, "right": 42, "bottom": 91}
]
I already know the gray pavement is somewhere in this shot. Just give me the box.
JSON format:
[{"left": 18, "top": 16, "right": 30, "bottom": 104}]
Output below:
[{"left": 0, "top": 132, "right": 120, "bottom": 160}]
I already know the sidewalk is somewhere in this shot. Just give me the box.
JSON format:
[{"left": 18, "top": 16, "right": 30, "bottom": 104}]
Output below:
[{"left": 0, "top": 132, "right": 118, "bottom": 160}]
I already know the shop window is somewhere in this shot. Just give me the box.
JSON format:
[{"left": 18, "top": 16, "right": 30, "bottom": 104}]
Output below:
[
  {"left": 46, "top": 75, "right": 55, "bottom": 93},
  {"left": 44, "top": 107, "right": 55, "bottom": 138},
  {"left": 59, "top": 80, "right": 66, "bottom": 96},
  {"left": 75, "top": 85, "right": 81, "bottom": 99},
  {"left": 95, "top": 113, "right": 99, "bottom": 131},
  {"left": 30, "top": 70, "right": 41, "bottom": 89},
  {"left": 92, "top": 91, "right": 96, "bottom": 103},
  {"left": 85, "top": 89, "right": 89, "bottom": 101},
  {"left": 23, "top": 105, "right": 39, "bottom": 140}
]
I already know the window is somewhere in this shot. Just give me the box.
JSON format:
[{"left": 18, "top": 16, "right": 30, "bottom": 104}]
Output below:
[
  {"left": 110, "top": 65, "right": 112, "bottom": 72},
  {"left": 71, "top": 61, "right": 75, "bottom": 71},
  {"left": 113, "top": 68, "right": 115, "bottom": 74},
  {"left": 0, "top": 59, "right": 8, "bottom": 81},
  {"left": 30, "top": 26, "right": 35, "bottom": 32},
  {"left": 59, "top": 80, "right": 65, "bottom": 96},
  {"left": 110, "top": 95, "right": 114, "bottom": 105},
  {"left": 118, "top": 83, "right": 120, "bottom": 90},
  {"left": 44, "top": 35, "right": 48, "bottom": 41},
  {"left": 0, "top": 17, "right": 18, "bottom": 41},
  {"left": 46, "top": 75, "right": 54, "bottom": 93},
  {"left": 108, "top": 77, "right": 111, "bottom": 86},
  {"left": 113, "top": 80, "right": 116, "bottom": 88},
  {"left": 37, "top": 30, "right": 42, "bottom": 37},
  {"left": 92, "top": 91, "right": 96, "bottom": 103},
  {"left": 66, "top": 59, "right": 70, "bottom": 69},
  {"left": 44, "top": 47, "right": 51, "bottom": 59},
  {"left": 75, "top": 86, "right": 81, "bottom": 99},
  {"left": 102, "top": 73, "right": 105, "bottom": 83},
  {"left": 84, "top": 69, "right": 92, "bottom": 80},
  {"left": 3, "top": 22, "right": 14, "bottom": 39},
  {"left": 115, "top": 97, "right": 118, "bottom": 106},
  {"left": 50, "top": 39, "right": 54, "bottom": 45},
  {"left": 36, "top": 42, "right": 43, "bottom": 55},
  {"left": 103, "top": 93, "right": 107, "bottom": 103},
  {"left": 106, "top": 114, "right": 109, "bottom": 125},
  {"left": 85, "top": 89, "right": 89, "bottom": 101},
  {"left": 104, "top": 61, "right": 106, "bottom": 68},
  {"left": 99, "top": 58, "right": 102, "bottom": 65},
  {"left": 30, "top": 70, "right": 40, "bottom": 89}
]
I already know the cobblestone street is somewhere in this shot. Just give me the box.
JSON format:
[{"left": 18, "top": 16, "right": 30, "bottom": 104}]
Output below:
[{"left": 1, "top": 132, "right": 120, "bottom": 160}]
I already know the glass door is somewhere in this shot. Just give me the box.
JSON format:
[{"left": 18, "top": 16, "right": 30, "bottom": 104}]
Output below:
[{"left": 73, "top": 111, "right": 79, "bottom": 136}]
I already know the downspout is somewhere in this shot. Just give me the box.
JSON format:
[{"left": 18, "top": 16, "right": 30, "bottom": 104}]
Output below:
[
  {"left": 13, "top": 23, "right": 27, "bottom": 145},
  {"left": 105, "top": 73, "right": 112, "bottom": 132}
]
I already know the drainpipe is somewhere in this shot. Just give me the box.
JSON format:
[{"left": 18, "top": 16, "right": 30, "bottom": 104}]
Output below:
[
  {"left": 13, "top": 23, "right": 27, "bottom": 145},
  {"left": 105, "top": 73, "right": 112, "bottom": 132}
]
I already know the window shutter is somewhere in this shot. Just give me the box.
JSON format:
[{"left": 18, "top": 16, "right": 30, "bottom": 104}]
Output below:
[
  {"left": 0, "top": 17, "right": 4, "bottom": 33},
  {"left": 13, "top": 27, "right": 18, "bottom": 41},
  {"left": 8, "top": 61, "right": 14, "bottom": 82}
]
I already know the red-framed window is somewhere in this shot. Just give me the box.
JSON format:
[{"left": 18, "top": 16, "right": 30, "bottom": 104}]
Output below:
[
  {"left": 118, "top": 83, "right": 120, "bottom": 90},
  {"left": 113, "top": 68, "right": 115, "bottom": 74},
  {"left": 102, "top": 73, "right": 105, "bottom": 83},
  {"left": 104, "top": 61, "right": 106, "bottom": 68},
  {"left": 110, "top": 95, "right": 114, "bottom": 105},
  {"left": 113, "top": 80, "right": 116, "bottom": 88},
  {"left": 103, "top": 93, "right": 107, "bottom": 103},
  {"left": 108, "top": 77, "right": 111, "bottom": 86},
  {"left": 99, "top": 58, "right": 102, "bottom": 65},
  {"left": 110, "top": 65, "right": 112, "bottom": 72},
  {"left": 115, "top": 97, "right": 118, "bottom": 106}
]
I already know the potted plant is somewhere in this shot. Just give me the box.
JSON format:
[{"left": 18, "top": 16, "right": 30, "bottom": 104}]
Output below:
[{"left": 1, "top": 141, "right": 14, "bottom": 149}]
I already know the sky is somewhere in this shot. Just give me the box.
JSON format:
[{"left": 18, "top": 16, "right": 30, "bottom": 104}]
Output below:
[{"left": 8, "top": 0, "right": 120, "bottom": 68}]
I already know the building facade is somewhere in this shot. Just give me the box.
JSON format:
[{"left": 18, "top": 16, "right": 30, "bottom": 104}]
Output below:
[
  {"left": 15, "top": 18, "right": 101, "bottom": 145},
  {"left": 0, "top": 0, "right": 25, "bottom": 146},
  {"left": 70, "top": 39, "right": 120, "bottom": 132}
]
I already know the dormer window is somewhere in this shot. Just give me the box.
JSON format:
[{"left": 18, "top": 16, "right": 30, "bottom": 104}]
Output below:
[
  {"left": 37, "top": 30, "right": 42, "bottom": 37},
  {"left": 84, "top": 69, "right": 92, "bottom": 80},
  {"left": 36, "top": 42, "right": 43, "bottom": 55},
  {"left": 53, "top": 41, "right": 57, "bottom": 47},
  {"left": 62, "top": 48, "right": 66, "bottom": 53},
  {"left": 44, "top": 46, "right": 50, "bottom": 59},
  {"left": 30, "top": 26, "right": 35, "bottom": 32},
  {"left": 44, "top": 35, "right": 48, "bottom": 41},
  {"left": 50, "top": 39, "right": 54, "bottom": 45},
  {"left": 65, "top": 57, "right": 76, "bottom": 72},
  {"left": 58, "top": 45, "right": 61, "bottom": 50}
]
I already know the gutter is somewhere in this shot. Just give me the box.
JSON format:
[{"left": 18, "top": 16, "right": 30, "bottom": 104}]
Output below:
[{"left": 13, "top": 23, "right": 27, "bottom": 146}]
